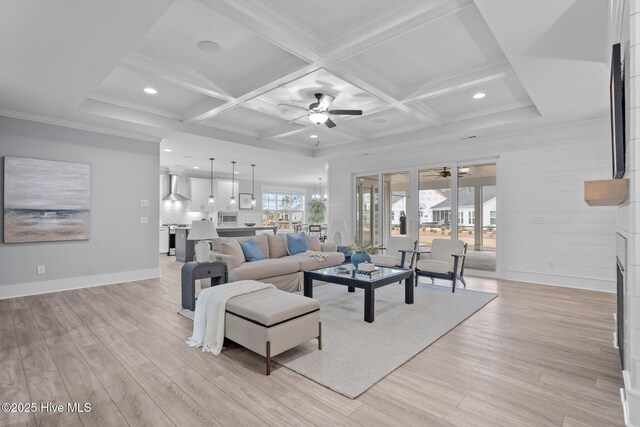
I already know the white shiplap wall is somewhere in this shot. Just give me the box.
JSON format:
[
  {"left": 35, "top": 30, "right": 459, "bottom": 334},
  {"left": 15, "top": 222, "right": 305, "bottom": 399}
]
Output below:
[
  {"left": 502, "top": 137, "right": 616, "bottom": 290},
  {"left": 328, "top": 118, "right": 616, "bottom": 292}
]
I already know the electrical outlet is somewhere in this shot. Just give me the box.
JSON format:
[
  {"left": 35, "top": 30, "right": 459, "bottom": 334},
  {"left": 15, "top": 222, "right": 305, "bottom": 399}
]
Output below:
[
  {"left": 37, "top": 265, "right": 45, "bottom": 275},
  {"left": 532, "top": 217, "right": 545, "bottom": 224},
  {"left": 140, "top": 199, "right": 148, "bottom": 207},
  {"left": 140, "top": 216, "right": 148, "bottom": 224}
]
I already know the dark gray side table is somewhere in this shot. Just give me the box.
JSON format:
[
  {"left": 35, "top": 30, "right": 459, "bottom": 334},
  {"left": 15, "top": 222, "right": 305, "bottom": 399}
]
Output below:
[{"left": 181, "top": 262, "right": 227, "bottom": 310}]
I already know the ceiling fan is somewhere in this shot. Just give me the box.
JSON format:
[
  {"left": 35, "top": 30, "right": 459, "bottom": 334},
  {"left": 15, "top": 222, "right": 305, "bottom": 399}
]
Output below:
[
  {"left": 279, "top": 92, "right": 362, "bottom": 128},
  {"left": 423, "top": 167, "right": 469, "bottom": 178}
]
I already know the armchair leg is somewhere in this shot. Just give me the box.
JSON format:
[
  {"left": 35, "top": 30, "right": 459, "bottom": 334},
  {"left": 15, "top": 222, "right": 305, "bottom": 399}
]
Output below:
[
  {"left": 414, "top": 272, "right": 419, "bottom": 287},
  {"left": 459, "top": 276, "right": 467, "bottom": 288},
  {"left": 451, "top": 274, "right": 457, "bottom": 293}
]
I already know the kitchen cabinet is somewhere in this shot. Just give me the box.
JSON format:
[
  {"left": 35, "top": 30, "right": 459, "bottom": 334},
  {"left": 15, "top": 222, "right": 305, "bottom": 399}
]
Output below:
[
  {"left": 217, "top": 180, "right": 239, "bottom": 212},
  {"left": 159, "top": 226, "right": 169, "bottom": 254},
  {"left": 189, "top": 178, "right": 214, "bottom": 212},
  {"left": 189, "top": 178, "right": 238, "bottom": 212}
]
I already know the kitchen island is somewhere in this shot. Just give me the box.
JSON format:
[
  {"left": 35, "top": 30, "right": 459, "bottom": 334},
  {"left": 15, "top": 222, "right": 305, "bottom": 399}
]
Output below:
[
  {"left": 175, "top": 225, "right": 277, "bottom": 262},
  {"left": 216, "top": 226, "right": 277, "bottom": 237}
]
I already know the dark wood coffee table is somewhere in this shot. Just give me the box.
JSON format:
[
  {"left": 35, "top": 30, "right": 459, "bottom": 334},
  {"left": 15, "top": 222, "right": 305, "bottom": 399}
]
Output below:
[{"left": 303, "top": 266, "right": 414, "bottom": 323}]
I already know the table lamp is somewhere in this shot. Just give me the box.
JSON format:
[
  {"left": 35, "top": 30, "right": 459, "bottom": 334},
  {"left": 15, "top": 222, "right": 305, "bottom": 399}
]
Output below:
[{"left": 188, "top": 219, "right": 218, "bottom": 262}]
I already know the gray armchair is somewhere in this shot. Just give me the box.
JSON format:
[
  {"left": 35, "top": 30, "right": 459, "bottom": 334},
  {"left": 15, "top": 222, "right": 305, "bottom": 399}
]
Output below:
[{"left": 414, "top": 239, "right": 467, "bottom": 292}]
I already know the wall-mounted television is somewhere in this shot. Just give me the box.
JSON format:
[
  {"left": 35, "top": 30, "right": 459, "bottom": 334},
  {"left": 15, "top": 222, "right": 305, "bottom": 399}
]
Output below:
[{"left": 610, "top": 43, "right": 625, "bottom": 179}]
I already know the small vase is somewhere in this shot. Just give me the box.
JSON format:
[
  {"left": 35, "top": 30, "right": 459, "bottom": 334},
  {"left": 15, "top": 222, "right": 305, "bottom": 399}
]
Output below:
[{"left": 351, "top": 251, "right": 371, "bottom": 267}]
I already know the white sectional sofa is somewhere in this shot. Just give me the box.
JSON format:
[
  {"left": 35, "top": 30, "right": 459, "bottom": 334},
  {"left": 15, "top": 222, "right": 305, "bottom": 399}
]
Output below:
[{"left": 210, "top": 233, "right": 345, "bottom": 292}]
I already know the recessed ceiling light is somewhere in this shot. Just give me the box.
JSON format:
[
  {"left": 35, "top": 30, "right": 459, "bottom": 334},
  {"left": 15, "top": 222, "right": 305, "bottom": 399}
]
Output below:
[
  {"left": 473, "top": 92, "right": 485, "bottom": 99},
  {"left": 372, "top": 118, "right": 386, "bottom": 124},
  {"left": 163, "top": 148, "right": 172, "bottom": 152},
  {"left": 234, "top": 171, "right": 239, "bottom": 174},
  {"left": 193, "top": 166, "right": 199, "bottom": 169},
  {"left": 310, "top": 134, "right": 318, "bottom": 138},
  {"left": 197, "top": 40, "right": 221, "bottom": 53},
  {"left": 144, "top": 87, "right": 157, "bottom": 95}
]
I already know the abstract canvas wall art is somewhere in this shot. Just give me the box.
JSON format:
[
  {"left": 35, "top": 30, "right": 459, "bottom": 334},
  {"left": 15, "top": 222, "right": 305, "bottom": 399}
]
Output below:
[{"left": 4, "top": 156, "right": 91, "bottom": 243}]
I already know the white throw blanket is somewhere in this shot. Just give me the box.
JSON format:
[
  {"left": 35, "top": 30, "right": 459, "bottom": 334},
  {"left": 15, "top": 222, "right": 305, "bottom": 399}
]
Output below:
[
  {"left": 305, "top": 250, "right": 330, "bottom": 262},
  {"left": 186, "top": 280, "right": 275, "bottom": 355}
]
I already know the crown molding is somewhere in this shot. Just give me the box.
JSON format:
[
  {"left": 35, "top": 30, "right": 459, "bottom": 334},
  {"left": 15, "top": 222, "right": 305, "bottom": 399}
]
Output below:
[{"left": 0, "top": 109, "right": 162, "bottom": 143}]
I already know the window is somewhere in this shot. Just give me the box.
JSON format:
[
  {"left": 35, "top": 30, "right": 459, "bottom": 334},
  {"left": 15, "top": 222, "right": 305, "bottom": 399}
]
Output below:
[
  {"left": 262, "top": 192, "right": 305, "bottom": 229},
  {"left": 490, "top": 210, "right": 496, "bottom": 226},
  {"left": 458, "top": 211, "right": 463, "bottom": 225},
  {"left": 468, "top": 211, "right": 474, "bottom": 225}
]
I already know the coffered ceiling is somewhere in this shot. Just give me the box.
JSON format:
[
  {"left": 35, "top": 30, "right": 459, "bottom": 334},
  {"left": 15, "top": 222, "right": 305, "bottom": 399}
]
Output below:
[{"left": 0, "top": 0, "right": 612, "bottom": 182}]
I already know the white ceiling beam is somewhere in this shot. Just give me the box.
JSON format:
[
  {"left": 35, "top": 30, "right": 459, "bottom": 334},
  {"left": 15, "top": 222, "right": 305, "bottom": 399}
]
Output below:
[
  {"left": 199, "top": 0, "right": 322, "bottom": 63},
  {"left": 82, "top": 98, "right": 315, "bottom": 157},
  {"left": 183, "top": 100, "right": 237, "bottom": 124},
  {"left": 312, "top": 105, "right": 540, "bottom": 157},
  {"left": 328, "top": 64, "right": 444, "bottom": 126},
  {"left": 121, "top": 52, "right": 233, "bottom": 101},
  {"left": 183, "top": 63, "right": 323, "bottom": 124},
  {"left": 325, "top": 0, "right": 474, "bottom": 63},
  {"left": 399, "top": 60, "right": 515, "bottom": 103}
]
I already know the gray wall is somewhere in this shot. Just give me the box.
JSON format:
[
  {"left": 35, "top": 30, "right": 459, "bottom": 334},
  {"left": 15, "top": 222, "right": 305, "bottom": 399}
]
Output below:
[{"left": 0, "top": 116, "right": 159, "bottom": 289}]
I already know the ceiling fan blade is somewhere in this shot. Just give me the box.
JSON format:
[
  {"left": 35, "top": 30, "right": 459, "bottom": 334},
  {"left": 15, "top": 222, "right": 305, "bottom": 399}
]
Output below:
[
  {"left": 325, "top": 117, "right": 337, "bottom": 128},
  {"left": 278, "top": 103, "right": 308, "bottom": 112},
  {"left": 317, "top": 94, "right": 334, "bottom": 111},
  {"left": 329, "top": 109, "right": 363, "bottom": 116}
]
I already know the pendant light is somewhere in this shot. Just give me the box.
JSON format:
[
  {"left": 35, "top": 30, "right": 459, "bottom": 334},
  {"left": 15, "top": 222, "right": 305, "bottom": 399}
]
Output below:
[
  {"left": 251, "top": 164, "right": 256, "bottom": 207},
  {"left": 208, "top": 157, "right": 215, "bottom": 205},
  {"left": 230, "top": 161, "right": 236, "bottom": 205}
]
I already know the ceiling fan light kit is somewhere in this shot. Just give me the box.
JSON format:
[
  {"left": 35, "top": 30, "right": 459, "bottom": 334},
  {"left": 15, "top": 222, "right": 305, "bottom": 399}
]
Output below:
[{"left": 309, "top": 112, "right": 329, "bottom": 125}]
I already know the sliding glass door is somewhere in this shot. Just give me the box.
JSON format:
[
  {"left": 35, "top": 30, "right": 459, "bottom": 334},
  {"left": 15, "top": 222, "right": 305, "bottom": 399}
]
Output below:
[
  {"left": 382, "top": 172, "right": 410, "bottom": 240},
  {"left": 354, "top": 160, "right": 498, "bottom": 274},
  {"left": 457, "top": 163, "right": 496, "bottom": 272},
  {"left": 418, "top": 167, "right": 452, "bottom": 247},
  {"left": 355, "top": 175, "right": 380, "bottom": 246}
]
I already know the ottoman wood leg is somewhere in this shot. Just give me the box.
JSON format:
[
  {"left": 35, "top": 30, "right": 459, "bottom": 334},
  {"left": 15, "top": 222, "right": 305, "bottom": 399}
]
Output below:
[
  {"left": 318, "top": 322, "right": 322, "bottom": 350},
  {"left": 266, "top": 341, "right": 271, "bottom": 375}
]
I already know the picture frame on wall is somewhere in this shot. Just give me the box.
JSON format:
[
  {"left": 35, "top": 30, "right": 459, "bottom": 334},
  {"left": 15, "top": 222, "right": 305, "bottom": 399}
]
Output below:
[
  {"left": 4, "top": 156, "right": 91, "bottom": 243},
  {"left": 238, "top": 193, "right": 254, "bottom": 210}
]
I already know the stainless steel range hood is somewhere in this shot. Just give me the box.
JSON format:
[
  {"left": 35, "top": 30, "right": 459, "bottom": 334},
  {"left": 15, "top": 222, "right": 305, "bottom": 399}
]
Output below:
[{"left": 163, "top": 174, "right": 190, "bottom": 202}]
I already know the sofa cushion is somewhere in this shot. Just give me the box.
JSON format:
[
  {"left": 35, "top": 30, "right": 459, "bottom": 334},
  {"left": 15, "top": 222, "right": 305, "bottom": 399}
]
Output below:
[
  {"left": 239, "top": 240, "right": 266, "bottom": 262},
  {"left": 286, "top": 232, "right": 309, "bottom": 255},
  {"left": 267, "top": 234, "right": 288, "bottom": 259},
  {"left": 221, "top": 240, "right": 245, "bottom": 264},
  {"left": 230, "top": 258, "right": 300, "bottom": 281},
  {"left": 227, "top": 288, "right": 319, "bottom": 327},
  {"left": 290, "top": 252, "right": 345, "bottom": 271},
  {"left": 306, "top": 234, "right": 321, "bottom": 251},
  {"left": 251, "top": 233, "right": 270, "bottom": 259}
]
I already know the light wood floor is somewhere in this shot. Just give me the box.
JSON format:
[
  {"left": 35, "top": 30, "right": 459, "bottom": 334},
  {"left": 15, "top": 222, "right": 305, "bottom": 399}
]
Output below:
[{"left": 1, "top": 256, "right": 624, "bottom": 426}]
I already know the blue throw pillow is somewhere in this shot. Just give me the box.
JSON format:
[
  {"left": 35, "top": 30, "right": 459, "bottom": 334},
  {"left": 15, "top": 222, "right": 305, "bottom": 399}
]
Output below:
[
  {"left": 287, "top": 232, "right": 309, "bottom": 255},
  {"left": 239, "top": 240, "right": 266, "bottom": 262}
]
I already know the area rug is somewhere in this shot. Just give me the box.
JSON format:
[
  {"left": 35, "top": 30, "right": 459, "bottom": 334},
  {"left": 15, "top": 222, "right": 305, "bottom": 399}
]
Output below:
[
  {"left": 178, "top": 283, "right": 497, "bottom": 399},
  {"left": 273, "top": 283, "right": 496, "bottom": 398}
]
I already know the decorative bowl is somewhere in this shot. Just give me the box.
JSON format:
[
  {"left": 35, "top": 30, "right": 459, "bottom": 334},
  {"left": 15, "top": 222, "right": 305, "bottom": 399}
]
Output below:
[{"left": 244, "top": 222, "right": 256, "bottom": 227}]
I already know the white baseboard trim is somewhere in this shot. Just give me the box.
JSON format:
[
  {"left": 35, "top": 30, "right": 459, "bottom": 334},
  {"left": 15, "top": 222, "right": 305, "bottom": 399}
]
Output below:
[
  {"left": 0, "top": 268, "right": 161, "bottom": 299},
  {"left": 504, "top": 269, "right": 615, "bottom": 293},
  {"left": 622, "top": 370, "right": 638, "bottom": 426}
]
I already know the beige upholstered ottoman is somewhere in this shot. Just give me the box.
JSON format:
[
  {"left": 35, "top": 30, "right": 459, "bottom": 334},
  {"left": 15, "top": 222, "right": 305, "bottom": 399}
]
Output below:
[{"left": 225, "top": 288, "right": 321, "bottom": 375}]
